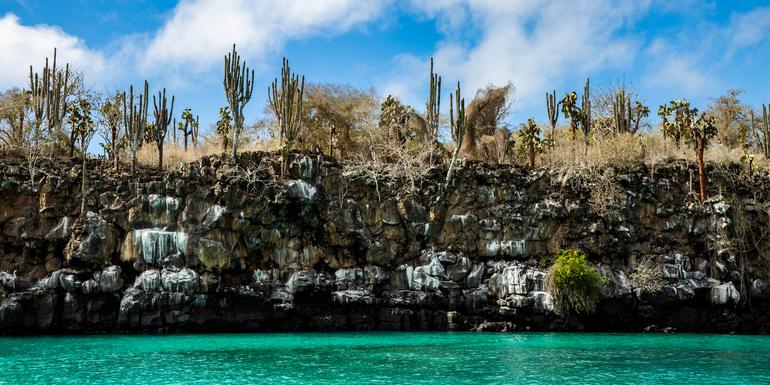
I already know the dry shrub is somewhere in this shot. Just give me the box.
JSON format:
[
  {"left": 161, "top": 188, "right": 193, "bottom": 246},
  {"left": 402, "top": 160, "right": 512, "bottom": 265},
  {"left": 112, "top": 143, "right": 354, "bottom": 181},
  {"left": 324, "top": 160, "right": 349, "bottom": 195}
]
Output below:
[
  {"left": 478, "top": 128, "right": 515, "bottom": 165},
  {"left": 628, "top": 256, "right": 664, "bottom": 293},
  {"left": 136, "top": 132, "right": 281, "bottom": 169},
  {"left": 548, "top": 130, "right": 645, "bottom": 181},
  {"left": 463, "top": 83, "right": 513, "bottom": 158},
  {"left": 343, "top": 123, "right": 432, "bottom": 196},
  {"left": 300, "top": 83, "right": 378, "bottom": 158},
  {"left": 546, "top": 126, "right": 760, "bottom": 173},
  {"left": 588, "top": 168, "right": 625, "bottom": 218}
]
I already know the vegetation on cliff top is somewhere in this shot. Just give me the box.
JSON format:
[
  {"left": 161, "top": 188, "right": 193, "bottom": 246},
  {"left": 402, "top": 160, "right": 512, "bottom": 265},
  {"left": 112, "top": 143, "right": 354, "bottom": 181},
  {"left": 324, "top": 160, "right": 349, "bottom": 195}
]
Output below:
[{"left": 0, "top": 45, "right": 767, "bottom": 204}]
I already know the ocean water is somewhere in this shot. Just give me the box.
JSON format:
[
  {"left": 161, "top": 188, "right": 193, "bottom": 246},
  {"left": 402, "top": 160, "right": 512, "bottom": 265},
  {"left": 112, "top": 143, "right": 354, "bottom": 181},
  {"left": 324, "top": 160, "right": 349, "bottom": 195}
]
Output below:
[{"left": 0, "top": 332, "right": 768, "bottom": 384}]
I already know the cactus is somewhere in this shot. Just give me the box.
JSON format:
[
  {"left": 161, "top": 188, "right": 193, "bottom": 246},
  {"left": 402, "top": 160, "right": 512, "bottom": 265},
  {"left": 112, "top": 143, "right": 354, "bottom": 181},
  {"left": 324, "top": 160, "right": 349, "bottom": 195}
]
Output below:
[
  {"left": 446, "top": 81, "right": 466, "bottom": 184},
  {"left": 580, "top": 78, "right": 591, "bottom": 146},
  {"left": 216, "top": 107, "right": 232, "bottom": 152},
  {"left": 28, "top": 48, "right": 71, "bottom": 147},
  {"left": 268, "top": 57, "right": 305, "bottom": 178},
  {"left": 546, "top": 90, "right": 559, "bottom": 137},
  {"left": 99, "top": 92, "right": 124, "bottom": 172},
  {"left": 613, "top": 89, "right": 632, "bottom": 133},
  {"left": 178, "top": 107, "right": 199, "bottom": 151},
  {"left": 224, "top": 44, "right": 255, "bottom": 162},
  {"left": 687, "top": 112, "right": 718, "bottom": 201},
  {"left": 631, "top": 101, "right": 650, "bottom": 134},
  {"left": 520, "top": 118, "right": 542, "bottom": 169},
  {"left": 561, "top": 91, "right": 580, "bottom": 161},
  {"left": 151, "top": 88, "right": 175, "bottom": 171},
  {"left": 426, "top": 57, "right": 441, "bottom": 144},
  {"left": 750, "top": 105, "right": 770, "bottom": 158},
  {"left": 69, "top": 98, "right": 96, "bottom": 215},
  {"left": 426, "top": 58, "right": 442, "bottom": 165},
  {"left": 122, "top": 80, "right": 149, "bottom": 175}
]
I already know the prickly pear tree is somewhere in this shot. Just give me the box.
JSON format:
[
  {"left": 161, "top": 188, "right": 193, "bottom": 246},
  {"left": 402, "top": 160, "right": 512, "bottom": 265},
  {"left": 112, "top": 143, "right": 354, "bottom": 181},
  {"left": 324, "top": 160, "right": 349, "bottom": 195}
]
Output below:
[
  {"left": 268, "top": 57, "right": 304, "bottom": 178},
  {"left": 178, "top": 107, "right": 199, "bottom": 151},
  {"left": 631, "top": 101, "right": 650, "bottom": 134},
  {"left": 520, "top": 118, "right": 543, "bottom": 169},
  {"left": 224, "top": 44, "right": 255, "bottom": 162},
  {"left": 98, "top": 92, "right": 123, "bottom": 172},
  {"left": 580, "top": 78, "right": 591, "bottom": 146},
  {"left": 122, "top": 81, "right": 149, "bottom": 174},
  {"left": 446, "top": 82, "right": 465, "bottom": 184},
  {"left": 151, "top": 88, "right": 175, "bottom": 171},
  {"left": 657, "top": 103, "right": 674, "bottom": 144},
  {"left": 658, "top": 100, "right": 694, "bottom": 147},
  {"left": 561, "top": 91, "right": 580, "bottom": 160},
  {"left": 70, "top": 98, "right": 96, "bottom": 216},
  {"left": 216, "top": 107, "right": 232, "bottom": 152},
  {"left": 686, "top": 113, "right": 718, "bottom": 201}
]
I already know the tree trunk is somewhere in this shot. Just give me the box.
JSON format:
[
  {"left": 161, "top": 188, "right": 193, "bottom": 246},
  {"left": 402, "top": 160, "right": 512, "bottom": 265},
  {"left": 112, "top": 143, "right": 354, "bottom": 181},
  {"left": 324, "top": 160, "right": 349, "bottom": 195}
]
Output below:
[
  {"left": 157, "top": 143, "right": 164, "bottom": 171},
  {"left": 445, "top": 146, "right": 461, "bottom": 184},
  {"left": 112, "top": 128, "right": 119, "bottom": 173},
  {"left": 529, "top": 146, "right": 535, "bottom": 169},
  {"left": 131, "top": 153, "right": 137, "bottom": 176},
  {"left": 81, "top": 152, "right": 87, "bottom": 216},
  {"left": 184, "top": 134, "right": 188, "bottom": 152},
  {"left": 231, "top": 124, "right": 240, "bottom": 163},
  {"left": 697, "top": 145, "right": 706, "bottom": 201},
  {"left": 571, "top": 121, "right": 577, "bottom": 163}
]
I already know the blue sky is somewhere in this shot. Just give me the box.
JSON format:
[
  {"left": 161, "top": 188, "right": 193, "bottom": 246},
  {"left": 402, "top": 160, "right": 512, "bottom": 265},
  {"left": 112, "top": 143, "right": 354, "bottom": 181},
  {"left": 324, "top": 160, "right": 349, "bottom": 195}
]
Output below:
[{"left": 2, "top": 0, "right": 770, "bottom": 137}]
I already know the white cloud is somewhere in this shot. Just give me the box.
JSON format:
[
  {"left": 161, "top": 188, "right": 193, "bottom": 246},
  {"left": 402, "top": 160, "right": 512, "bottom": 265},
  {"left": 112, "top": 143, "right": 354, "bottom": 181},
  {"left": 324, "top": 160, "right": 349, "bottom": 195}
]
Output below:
[
  {"left": 138, "top": 0, "right": 386, "bottom": 77},
  {"left": 0, "top": 13, "right": 107, "bottom": 89},
  {"left": 727, "top": 7, "right": 770, "bottom": 50},
  {"left": 383, "top": 0, "right": 650, "bottom": 116}
]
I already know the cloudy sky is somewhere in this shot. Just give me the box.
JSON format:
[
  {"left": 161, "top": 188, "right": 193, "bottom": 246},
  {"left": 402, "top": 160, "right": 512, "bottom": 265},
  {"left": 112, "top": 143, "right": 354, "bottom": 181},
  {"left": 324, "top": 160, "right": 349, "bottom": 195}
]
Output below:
[{"left": 2, "top": 0, "right": 770, "bottom": 133}]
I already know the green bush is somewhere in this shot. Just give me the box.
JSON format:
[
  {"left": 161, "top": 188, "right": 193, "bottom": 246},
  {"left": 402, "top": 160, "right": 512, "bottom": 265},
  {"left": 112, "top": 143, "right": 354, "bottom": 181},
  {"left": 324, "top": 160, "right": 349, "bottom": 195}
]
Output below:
[{"left": 545, "top": 248, "right": 603, "bottom": 316}]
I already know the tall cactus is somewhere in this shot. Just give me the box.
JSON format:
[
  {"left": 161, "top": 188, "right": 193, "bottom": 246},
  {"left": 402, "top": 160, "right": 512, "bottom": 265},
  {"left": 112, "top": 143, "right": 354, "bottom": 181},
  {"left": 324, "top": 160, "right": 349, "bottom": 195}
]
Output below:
[
  {"left": 268, "top": 57, "right": 305, "bottom": 178},
  {"left": 750, "top": 104, "right": 770, "bottom": 158},
  {"left": 151, "top": 88, "right": 175, "bottom": 171},
  {"left": 28, "top": 48, "right": 70, "bottom": 147},
  {"left": 446, "top": 82, "right": 466, "bottom": 184},
  {"left": 224, "top": 44, "right": 255, "bottom": 162},
  {"left": 613, "top": 89, "right": 632, "bottom": 133},
  {"left": 426, "top": 57, "right": 441, "bottom": 144},
  {"left": 580, "top": 78, "right": 591, "bottom": 146},
  {"left": 122, "top": 80, "right": 149, "bottom": 174},
  {"left": 546, "top": 90, "right": 559, "bottom": 137}
]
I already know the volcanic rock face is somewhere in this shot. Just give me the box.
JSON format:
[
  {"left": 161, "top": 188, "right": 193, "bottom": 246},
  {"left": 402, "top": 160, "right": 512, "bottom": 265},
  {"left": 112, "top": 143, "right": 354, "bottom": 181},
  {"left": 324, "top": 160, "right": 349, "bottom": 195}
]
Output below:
[{"left": 0, "top": 153, "right": 768, "bottom": 333}]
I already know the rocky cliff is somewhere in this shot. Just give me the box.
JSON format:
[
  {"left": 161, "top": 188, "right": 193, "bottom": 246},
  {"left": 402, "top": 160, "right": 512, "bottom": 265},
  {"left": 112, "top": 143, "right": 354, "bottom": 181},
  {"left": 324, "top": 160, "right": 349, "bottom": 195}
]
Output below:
[{"left": 0, "top": 152, "right": 768, "bottom": 334}]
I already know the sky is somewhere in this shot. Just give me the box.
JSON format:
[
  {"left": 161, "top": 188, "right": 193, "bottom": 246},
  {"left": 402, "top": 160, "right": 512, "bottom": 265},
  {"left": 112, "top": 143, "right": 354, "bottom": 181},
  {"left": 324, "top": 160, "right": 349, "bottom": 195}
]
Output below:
[{"left": 2, "top": 0, "right": 770, "bottom": 138}]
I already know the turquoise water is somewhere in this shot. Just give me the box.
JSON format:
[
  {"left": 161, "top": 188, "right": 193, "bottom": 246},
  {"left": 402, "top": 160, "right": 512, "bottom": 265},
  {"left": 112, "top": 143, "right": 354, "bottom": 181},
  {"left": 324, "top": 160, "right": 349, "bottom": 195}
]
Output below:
[{"left": 0, "top": 332, "right": 768, "bottom": 384}]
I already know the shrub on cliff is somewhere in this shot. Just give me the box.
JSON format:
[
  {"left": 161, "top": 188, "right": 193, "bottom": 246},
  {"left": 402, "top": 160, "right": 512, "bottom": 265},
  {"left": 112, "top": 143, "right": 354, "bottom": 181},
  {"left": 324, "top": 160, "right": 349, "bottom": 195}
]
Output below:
[{"left": 545, "top": 249, "right": 603, "bottom": 316}]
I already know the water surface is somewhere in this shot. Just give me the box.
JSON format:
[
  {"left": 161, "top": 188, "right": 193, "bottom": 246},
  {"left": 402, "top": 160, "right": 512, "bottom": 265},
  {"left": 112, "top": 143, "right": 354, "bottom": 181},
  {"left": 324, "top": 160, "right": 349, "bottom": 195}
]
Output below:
[{"left": 0, "top": 332, "right": 768, "bottom": 384}]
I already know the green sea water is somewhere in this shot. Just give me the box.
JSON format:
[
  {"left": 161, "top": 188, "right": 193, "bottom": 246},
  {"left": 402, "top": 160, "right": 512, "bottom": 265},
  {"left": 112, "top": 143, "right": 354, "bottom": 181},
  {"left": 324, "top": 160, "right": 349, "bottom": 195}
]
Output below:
[{"left": 0, "top": 332, "right": 768, "bottom": 384}]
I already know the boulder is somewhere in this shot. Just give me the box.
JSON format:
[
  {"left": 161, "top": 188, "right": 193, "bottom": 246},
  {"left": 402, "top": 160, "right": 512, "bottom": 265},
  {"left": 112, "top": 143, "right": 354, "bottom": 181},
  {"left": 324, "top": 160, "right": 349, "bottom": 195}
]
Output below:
[
  {"left": 710, "top": 282, "right": 740, "bottom": 305},
  {"left": 99, "top": 266, "right": 123, "bottom": 292},
  {"left": 161, "top": 267, "right": 200, "bottom": 292}
]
